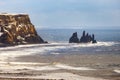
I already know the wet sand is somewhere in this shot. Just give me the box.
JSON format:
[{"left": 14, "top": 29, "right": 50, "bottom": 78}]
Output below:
[{"left": 0, "top": 53, "right": 120, "bottom": 80}]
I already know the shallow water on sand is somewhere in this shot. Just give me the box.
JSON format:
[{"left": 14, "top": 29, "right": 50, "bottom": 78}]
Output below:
[
  {"left": 0, "top": 42, "right": 120, "bottom": 80},
  {"left": 0, "top": 41, "right": 120, "bottom": 62}
]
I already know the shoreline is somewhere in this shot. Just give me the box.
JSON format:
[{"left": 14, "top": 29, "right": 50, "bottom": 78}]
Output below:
[
  {"left": 0, "top": 53, "right": 119, "bottom": 80},
  {"left": 0, "top": 42, "right": 120, "bottom": 80}
]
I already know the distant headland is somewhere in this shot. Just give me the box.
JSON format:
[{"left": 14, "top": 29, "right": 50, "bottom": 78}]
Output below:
[{"left": 0, "top": 13, "right": 47, "bottom": 47}]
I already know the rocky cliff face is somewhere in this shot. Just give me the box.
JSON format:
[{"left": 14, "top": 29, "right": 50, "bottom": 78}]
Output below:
[{"left": 0, "top": 13, "right": 46, "bottom": 46}]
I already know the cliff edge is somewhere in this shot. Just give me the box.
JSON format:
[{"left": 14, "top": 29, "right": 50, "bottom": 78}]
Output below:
[{"left": 0, "top": 13, "right": 47, "bottom": 46}]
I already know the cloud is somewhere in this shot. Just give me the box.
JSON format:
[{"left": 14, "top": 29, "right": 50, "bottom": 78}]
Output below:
[{"left": 0, "top": 0, "right": 120, "bottom": 28}]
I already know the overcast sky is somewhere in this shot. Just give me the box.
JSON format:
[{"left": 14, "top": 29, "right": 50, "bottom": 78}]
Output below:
[{"left": 0, "top": 0, "right": 120, "bottom": 29}]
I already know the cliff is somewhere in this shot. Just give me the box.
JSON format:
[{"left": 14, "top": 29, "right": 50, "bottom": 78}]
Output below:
[{"left": 0, "top": 13, "right": 47, "bottom": 46}]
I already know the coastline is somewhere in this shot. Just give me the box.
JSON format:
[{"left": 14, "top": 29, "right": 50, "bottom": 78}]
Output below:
[
  {"left": 0, "top": 42, "right": 120, "bottom": 80},
  {"left": 0, "top": 53, "right": 120, "bottom": 80}
]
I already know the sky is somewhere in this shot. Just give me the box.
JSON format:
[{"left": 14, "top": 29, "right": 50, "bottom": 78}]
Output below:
[{"left": 0, "top": 0, "right": 120, "bottom": 29}]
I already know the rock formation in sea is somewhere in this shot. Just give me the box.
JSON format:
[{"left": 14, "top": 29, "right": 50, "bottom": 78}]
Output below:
[
  {"left": 69, "top": 32, "right": 79, "bottom": 43},
  {"left": 0, "top": 13, "right": 47, "bottom": 46},
  {"left": 80, "top": 31, "right": 97, "bottom": 43},
  {"left": 69, "top": 31, "right": 97, "bottom": 43},
  {"left": 91, "top": 34, "right": 97, "bottom": 43}
]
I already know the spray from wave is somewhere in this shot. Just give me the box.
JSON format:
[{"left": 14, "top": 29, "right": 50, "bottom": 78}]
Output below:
[{"left": 0, "top": 41, "right": 119, "bottom": 62}]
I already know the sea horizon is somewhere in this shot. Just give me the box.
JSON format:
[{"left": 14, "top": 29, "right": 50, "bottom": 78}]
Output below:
[{"left": 36, "top": 28, "right": 120, "bottom": 43}]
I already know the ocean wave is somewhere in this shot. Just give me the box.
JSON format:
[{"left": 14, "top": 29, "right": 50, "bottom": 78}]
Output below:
[
  {"left": 0, "top": 41, "right": 119, "bottom": 53},
  {"left": 72, "top": 41, "right": 119, "bottom": 48},
  {"left": 0, "top": 41, "right": 119, "bottom": 62},
  {"left": 0, "top": 62, "right": 95, "bottom": 72},
  {"left": 0, "top": 41, "right": 118, "bottom": 50}
]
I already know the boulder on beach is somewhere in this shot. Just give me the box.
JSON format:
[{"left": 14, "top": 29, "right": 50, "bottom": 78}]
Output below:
[{"left": 0, "top": 13, "right": 47, "bottom": 46}]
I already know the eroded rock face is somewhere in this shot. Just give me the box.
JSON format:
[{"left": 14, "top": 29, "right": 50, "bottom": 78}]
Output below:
[
  {"left": 80, "top": 31, "right": 97, "bottom": 43},
  {"left": 0, "top": 13, "right": 47, "bottom": 45},
  {"left": 69, "top": 31, "right": 97, "bottom": 43},
  {"left": 69, "top": 32, "right": 79, "bottom": 43}
]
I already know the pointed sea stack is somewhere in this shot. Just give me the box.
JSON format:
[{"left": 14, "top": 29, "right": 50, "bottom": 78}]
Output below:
[
  {"left": 69, "top": 32, "right": 79, "bottom": 43},
  {"left": 0, "top": 13, "right": 47, "bottom": 46},
  {"left": 80, "top": 31, "right": 97, "bottom": 43},
  {"left": 92, "top": 34, "right": 97, "bottom": 43},
  {"left": 69, "top": 31, "right": 97, "bottom": 43}
]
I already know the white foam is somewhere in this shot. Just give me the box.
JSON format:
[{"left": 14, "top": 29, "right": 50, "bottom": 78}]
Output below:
[
  {"left": 33, "top": 66, "right": 60, "bottom": 71},
  {"left": 0, "top": 42, "right": 117, "bottom": 51},
  {"left": 72, "top": 41, "right": 117, "bottom": 48},
  {"left": 0, "top": 62, "right": 95, "bottom": 72},
  {"left": 0, "top": 72, "right": 107, "bottom": 80},
  {"left": 54, "top": 63, "right": 96, "bottom": 70},
  {"left": 0, "top": 51, "right": 33, "bottom": 61},
  {"left": 114, "top": 69, "right": 120, "bottom": 73},
  {"left": 0, "top": 62, "right": 49, "bottom": 66},
  {"left": 0, "top": 44, "right": 52, "bottom": 61},
  {"left": 0, "top": 42, "right": 119, "bottom": 61},
  {"left": 0, "top": 62, "right": 50, "bottom": 72},
  {"left": 0, "top": 61, "right": 106, "bottom": 80}
]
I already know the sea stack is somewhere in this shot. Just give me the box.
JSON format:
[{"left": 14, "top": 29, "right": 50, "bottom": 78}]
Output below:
[
  {"left": 0, "top": 13, "right": 47, "bottom": 46},
  {"left": 80, "top": 31, "right": 97, "bottom": 43},
  {"left": 69, "top": 32, "right": 79, "bottom": 43},
  {"left": 69, "top": 31, "right": 97, "bottom": 43}
]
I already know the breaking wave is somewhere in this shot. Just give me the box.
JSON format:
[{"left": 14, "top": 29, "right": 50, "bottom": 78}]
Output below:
[{"left": 0, "top": 41, "right": 119, "bottom": 61}]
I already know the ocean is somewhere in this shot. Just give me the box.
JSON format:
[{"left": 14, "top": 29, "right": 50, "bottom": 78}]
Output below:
[
  {"left": 37, "top": 29, "right": 120, "bottom": 42},
  {"left": 0, "top": 29, "right": 120, "bottom": 62}
]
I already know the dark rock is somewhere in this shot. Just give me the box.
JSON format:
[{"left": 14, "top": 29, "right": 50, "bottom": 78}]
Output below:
[
  {"left": 92, "top": 40, "right": 97, "bottom": 43},
  {"left": 80, "top": 31, "right": 97, "bottom": 43},
  {"left": 69, "top": 31, "right": 97, "bottom": 43},
  {"left": 69, "top": 32, "right": 79, "bottom": 43},
  {"left": 25, "top": 35, "right": 45, "bottom": 43},
  {"left": 0, "top": 32, "right": 8, "bottom": 44},
  {"left": 92, "top": 34, "right": 97, "bottom": 43},
  {"left": 0, "top": 13, "right": 47, "bottom": 46},
  {"left": 80, "top": 31, "right": 86, "bottom": 43}
]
